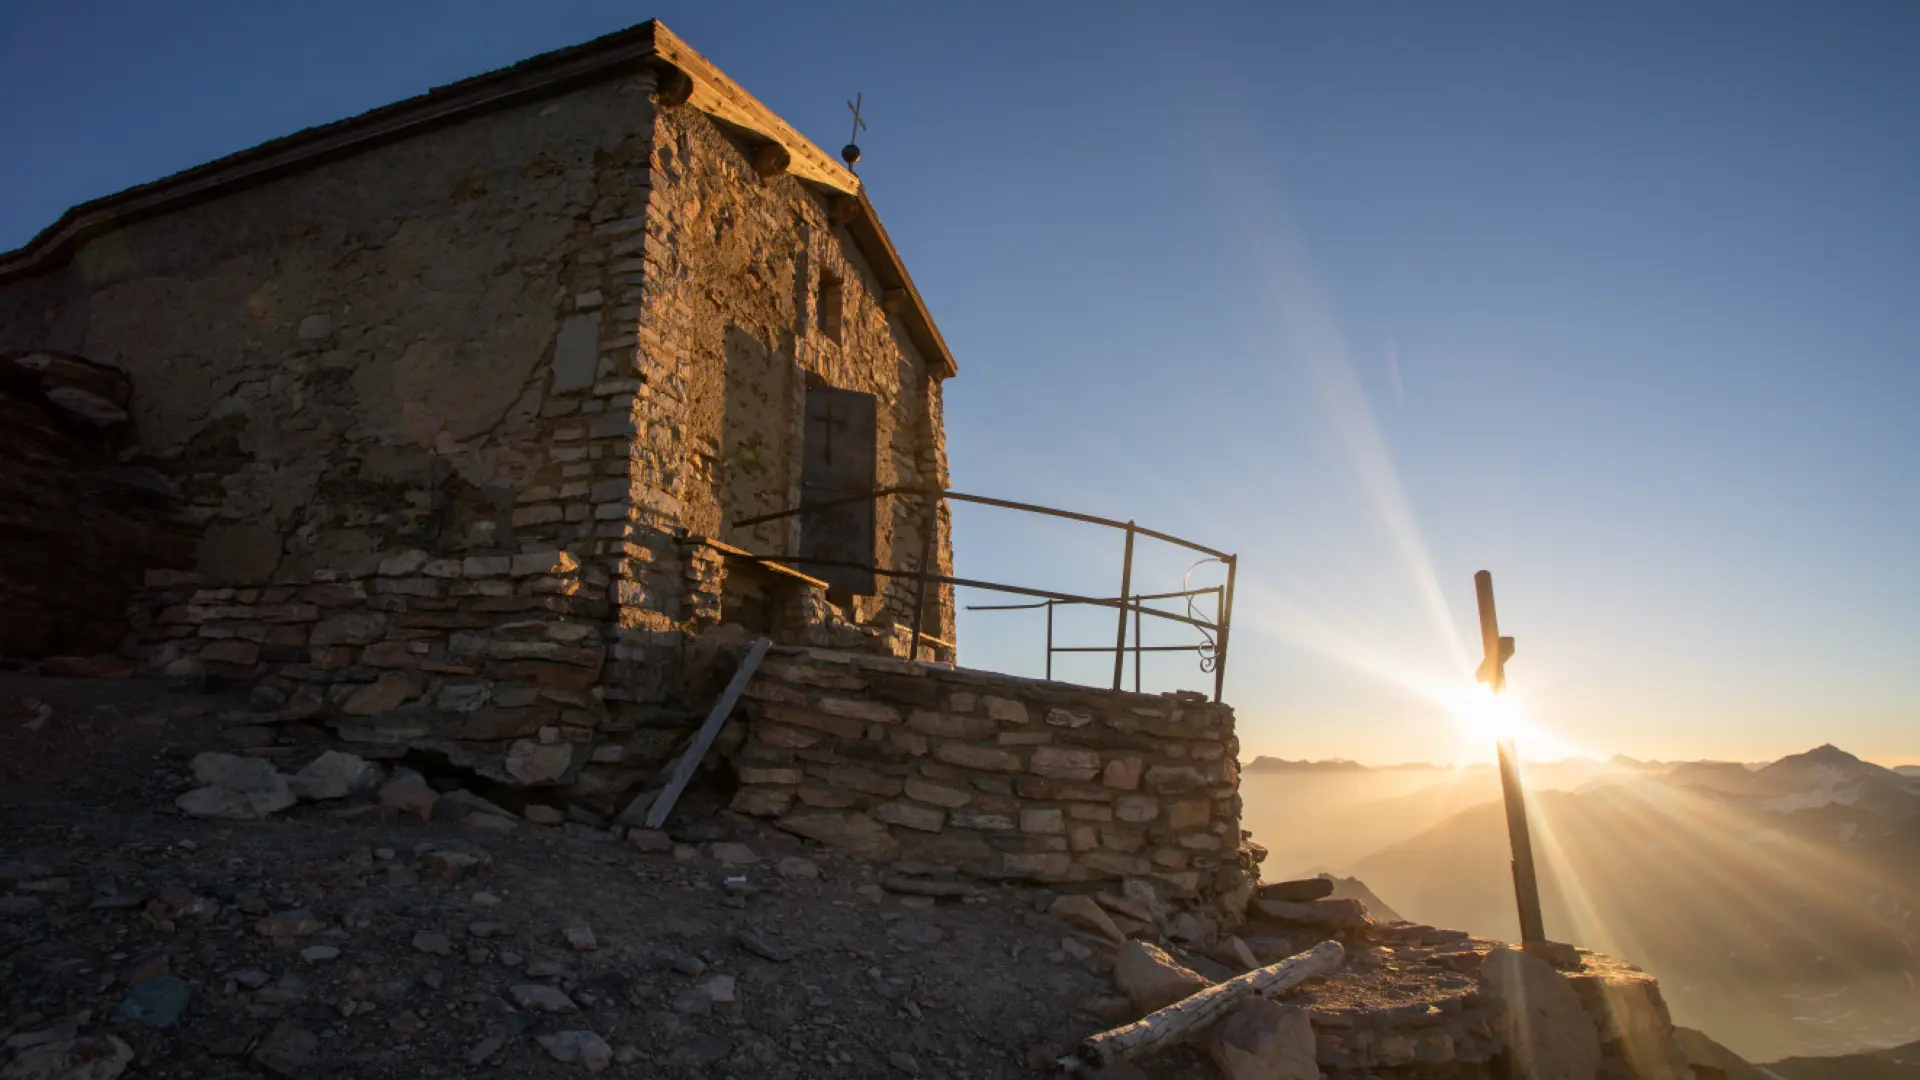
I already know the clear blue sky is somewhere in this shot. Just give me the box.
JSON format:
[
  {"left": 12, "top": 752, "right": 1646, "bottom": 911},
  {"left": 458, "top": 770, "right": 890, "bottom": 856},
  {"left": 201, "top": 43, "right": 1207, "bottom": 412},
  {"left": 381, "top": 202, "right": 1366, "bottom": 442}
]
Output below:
[{"left": 4, "top": 2, "right": 1916, "bottom": 765}]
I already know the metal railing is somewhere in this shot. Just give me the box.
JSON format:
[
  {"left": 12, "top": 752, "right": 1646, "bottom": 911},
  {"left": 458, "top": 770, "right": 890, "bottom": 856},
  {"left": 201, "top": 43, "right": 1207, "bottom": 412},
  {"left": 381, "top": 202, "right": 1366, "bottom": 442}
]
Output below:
[
  {"left": 730, "top": 487, "right": 1237, "bottom": 702},
  {"left": 966, "top": 584, "right": 1226, "bottom": 694}
]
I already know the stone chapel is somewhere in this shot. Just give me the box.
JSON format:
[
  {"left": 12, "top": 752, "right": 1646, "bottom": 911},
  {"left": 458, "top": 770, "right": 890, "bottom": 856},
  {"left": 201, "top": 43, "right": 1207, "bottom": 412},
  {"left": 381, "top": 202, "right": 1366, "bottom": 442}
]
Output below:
[
  {"left": 0, "top": 21, "right": 959, "bottom": 764},
  {"left": 0, "top": 23, "right": 1247, "bottom": 897}
]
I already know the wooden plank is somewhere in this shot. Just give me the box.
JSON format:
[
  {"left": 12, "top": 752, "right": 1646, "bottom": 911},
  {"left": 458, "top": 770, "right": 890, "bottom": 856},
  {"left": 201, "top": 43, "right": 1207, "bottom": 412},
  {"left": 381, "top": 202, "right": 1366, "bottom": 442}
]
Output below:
[
  {"left": 644, "top": 636, "right": 773, "bottom": 829},
  {"left": 1063, "top": 940, "right": 1345, "bottom": 1070}
]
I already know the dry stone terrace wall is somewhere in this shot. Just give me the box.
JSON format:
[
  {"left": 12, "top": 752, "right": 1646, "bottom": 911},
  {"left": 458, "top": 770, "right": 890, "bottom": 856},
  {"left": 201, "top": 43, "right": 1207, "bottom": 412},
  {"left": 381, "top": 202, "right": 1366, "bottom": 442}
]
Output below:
[
  {"left": 730, "top": 647, "right": 1246, "bottom": 896},
  {"left": 121, "top": 545, "right": 714, "bottom": 817}
]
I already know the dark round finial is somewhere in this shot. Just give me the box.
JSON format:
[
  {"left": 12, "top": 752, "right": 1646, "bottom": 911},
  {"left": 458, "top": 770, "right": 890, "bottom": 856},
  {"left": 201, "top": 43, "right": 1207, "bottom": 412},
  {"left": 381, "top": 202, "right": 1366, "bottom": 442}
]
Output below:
[{"left": 841, "top": 143, "right": 862, "bottom": 166}]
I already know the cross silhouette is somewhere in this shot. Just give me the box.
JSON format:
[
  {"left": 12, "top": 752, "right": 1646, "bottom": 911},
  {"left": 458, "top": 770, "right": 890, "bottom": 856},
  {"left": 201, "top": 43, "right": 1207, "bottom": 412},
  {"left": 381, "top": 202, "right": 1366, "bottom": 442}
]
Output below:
[
  {"left": 810, "top": 397, "right": 850, "bottom": 465},
  {"left": 846, "top": 92, "right": 868, "bottom": 146}
]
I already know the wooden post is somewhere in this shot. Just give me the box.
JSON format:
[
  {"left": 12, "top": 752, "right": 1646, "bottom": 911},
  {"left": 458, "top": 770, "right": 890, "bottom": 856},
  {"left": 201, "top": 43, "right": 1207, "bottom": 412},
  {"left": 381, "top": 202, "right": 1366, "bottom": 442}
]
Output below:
[
  {"left": 643, "top": 637, "right": 771, "bottom": 829},
  {"left": 1112, "top": 523, "right": 1135, "bottom": 691},
  {"left": 1474, "top": 570, "right": 1546, "bottom": 947}
]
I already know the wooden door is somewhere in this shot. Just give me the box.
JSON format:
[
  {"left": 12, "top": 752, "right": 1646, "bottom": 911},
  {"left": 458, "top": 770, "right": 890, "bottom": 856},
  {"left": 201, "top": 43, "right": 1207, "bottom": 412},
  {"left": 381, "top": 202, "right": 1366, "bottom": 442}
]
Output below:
[{"left": 798, "top": 387, "right": 878, "bottom": 597}]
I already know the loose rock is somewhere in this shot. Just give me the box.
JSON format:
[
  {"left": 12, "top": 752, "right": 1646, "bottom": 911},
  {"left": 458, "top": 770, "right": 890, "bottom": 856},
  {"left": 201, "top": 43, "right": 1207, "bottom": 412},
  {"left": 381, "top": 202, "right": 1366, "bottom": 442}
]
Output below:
[
  {"left": 1113, "top": 941, "right": 1211, "bottom": 1014},
  {"left": 378, "top": 770, "right": 438, "bottom": 820},
  {"left": 1208, "top": 998, "right": 1320, "bottom": 1080},
  {"left": 177, "top": 752, "right": 296, "bottom": 818},
  {"left": 1050, "top": 894, "right": 1125, "bottom": 944},
  {"left": 255, "top": 908, "right": 324, "bottom": 938},
  {"left": 538, "top": 1031, "right": 612, "bottom": 1072},
  {"left": 114, "top": 975, "right": 191, "bottom": 1028},
  {"left": 626, "top": 828, "right": 672, "bottom": 853},
  {"left": 737, "top": 927, "right": 793, "bottom": 962},
  {"left": 287, "top": 750, "right": 380, "bottom": 801},
  {"left": 510, "top": 983, "right": 579, "bottom": 1013},
  {"left": 775, "top": 856, "right": 820, "bottom": 880},
  {"left": 0, "top": 1035, "right": 134, "bottom": 1080},
  {"left": 465, "top": 1036, "right": 504, "bottom": 1066},
  {"left": 252, "top": 1023, "right": 317, "bottom": 1077}
]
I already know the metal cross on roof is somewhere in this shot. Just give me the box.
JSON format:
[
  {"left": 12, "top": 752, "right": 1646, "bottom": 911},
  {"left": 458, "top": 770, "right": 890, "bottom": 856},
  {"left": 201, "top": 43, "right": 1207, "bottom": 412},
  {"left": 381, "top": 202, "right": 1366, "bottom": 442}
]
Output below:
[{"left": 842, "top": 92, "right": 867, "bottom": 168}]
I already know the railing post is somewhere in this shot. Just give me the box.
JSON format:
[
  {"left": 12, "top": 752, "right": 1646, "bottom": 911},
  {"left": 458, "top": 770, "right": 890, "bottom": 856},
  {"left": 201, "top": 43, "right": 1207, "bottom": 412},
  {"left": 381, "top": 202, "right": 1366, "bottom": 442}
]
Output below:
[
  {"left": 1112, "top": 523, "right": 1135, "bottom": 691},
  {"left": 908, "top": 492, "right": 940, "bottom": 663},
  {"left": 1213, "top": 555, "right": 1236, "bottom": 703},
  {"left": 1133, "top": 599, "right": 1142, "bottom": 693},
  {"left": 1045, "top": 600, "right": 1054, "bottom": 682}
]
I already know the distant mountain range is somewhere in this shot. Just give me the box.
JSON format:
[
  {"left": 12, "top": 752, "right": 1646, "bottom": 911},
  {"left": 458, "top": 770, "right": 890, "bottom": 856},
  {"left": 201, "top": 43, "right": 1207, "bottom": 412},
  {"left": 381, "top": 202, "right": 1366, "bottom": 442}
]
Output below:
[
  {"left": 1245, "top": 753, "right": 1797, "bottom": 774},
  {"left": 1681, "top": 1025, "right": 1920, "bottom": 1079},
  {"left": 1243, "top": 743, "right": 1920, "bottom": 1063},
  {"left": 1244, "top": 756, "right": 1449, "bottom": 773}
]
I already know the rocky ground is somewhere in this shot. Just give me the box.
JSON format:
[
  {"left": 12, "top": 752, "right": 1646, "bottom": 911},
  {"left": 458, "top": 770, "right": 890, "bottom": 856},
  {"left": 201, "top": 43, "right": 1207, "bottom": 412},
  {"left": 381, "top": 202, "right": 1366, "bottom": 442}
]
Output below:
[
  {"left": 2, "top": 671, "right": 1696, "bottom": 1080},
  {"left": 0, "top": 673, "right": 1263, "bottom": 1080}
]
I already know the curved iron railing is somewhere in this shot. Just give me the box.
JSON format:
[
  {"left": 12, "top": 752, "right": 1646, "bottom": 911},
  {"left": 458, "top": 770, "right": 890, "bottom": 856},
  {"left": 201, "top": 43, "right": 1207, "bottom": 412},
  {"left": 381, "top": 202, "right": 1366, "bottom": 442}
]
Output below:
[{"left": 730, "top": 487, "right": 1236, "bottom": 702}]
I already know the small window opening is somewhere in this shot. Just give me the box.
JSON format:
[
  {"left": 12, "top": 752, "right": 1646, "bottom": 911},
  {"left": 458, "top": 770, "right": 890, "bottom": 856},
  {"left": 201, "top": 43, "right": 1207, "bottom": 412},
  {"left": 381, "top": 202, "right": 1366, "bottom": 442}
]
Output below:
[{"left": 817, "top": 275, "right": 843, "bottom": 344}]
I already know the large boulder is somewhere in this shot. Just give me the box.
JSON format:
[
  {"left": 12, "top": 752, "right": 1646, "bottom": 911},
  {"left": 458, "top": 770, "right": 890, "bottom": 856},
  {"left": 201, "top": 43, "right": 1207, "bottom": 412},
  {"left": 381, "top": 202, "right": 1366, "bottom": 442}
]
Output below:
[
  {"left": 1256, "top": 877, "right": 1334, "bottom": 903},
  {"left": 1564, "top": 959, "right": 1693, "bottom": 1080},
  {"left": 1252, "top": 897, "right": 1374, "bottom": 933},
  {"left": 1112, "top": 940, "right": 1211, "bottom": 1014},
  {"left": 1208, "top": 998, "right": 1321, "bottom": 1080},
  {"left": 1481, "top": 948, "right": 1602, "bottom": 1080}
]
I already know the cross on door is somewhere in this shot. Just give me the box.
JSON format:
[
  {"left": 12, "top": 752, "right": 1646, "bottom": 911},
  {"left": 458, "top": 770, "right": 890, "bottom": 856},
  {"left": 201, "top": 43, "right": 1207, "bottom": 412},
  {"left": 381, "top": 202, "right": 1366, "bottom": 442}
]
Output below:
[{"left": 809, "top": 396, "right": 851, "bottom": 465}]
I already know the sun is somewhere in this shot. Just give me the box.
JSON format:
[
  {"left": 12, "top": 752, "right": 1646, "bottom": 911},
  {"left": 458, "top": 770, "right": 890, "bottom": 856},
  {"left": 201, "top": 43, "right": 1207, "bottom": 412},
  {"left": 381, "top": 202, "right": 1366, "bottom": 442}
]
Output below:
[
  {"left": 1451, "top": 686, "right": 1526, "bottom": 745},
  {"left": 1439, "top": 683, "right": 1586, "bottom": 762}
]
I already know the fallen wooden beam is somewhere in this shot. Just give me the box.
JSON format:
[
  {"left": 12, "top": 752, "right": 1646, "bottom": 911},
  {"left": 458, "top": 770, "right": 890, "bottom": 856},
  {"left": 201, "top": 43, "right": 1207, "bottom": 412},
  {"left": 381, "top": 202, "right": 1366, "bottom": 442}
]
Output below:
[
  {"left": 1061, "top": 939, "right": 1345, "bottom": 1071},
  {"left": 642, "top": 636, "right": 771, "bottom": 829}
]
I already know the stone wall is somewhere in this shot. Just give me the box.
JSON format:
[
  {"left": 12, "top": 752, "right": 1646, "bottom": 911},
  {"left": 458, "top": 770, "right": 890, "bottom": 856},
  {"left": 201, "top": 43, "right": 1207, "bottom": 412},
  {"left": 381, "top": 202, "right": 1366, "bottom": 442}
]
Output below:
[
  {"left": 0, "top": 351, "right": 195, "bottom": 657},
  {"left": 0, "top": 77, "right": 665, "bottom": 586},
  {"left": 728, "top": 647, "right": 1246, "bottom": 896},
  {"left": 638, "top": 101, "right": 956, "bottom": 646}
]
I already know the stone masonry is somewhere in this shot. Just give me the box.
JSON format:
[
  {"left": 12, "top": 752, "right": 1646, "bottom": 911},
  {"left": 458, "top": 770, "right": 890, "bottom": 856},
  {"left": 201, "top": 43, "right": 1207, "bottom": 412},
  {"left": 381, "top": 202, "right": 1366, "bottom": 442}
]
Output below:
[
  {"left": 0, "top": 23, "right": 959, "bottom": 807},
  {"left": 729, "top": 647, "right": 1248, "bottom": 900}
]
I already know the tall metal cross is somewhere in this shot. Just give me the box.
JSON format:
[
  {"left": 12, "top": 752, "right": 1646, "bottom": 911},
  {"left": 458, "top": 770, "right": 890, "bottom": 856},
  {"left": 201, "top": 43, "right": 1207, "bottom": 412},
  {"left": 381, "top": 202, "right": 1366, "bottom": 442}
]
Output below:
[{"left": 1475, "top": 570, "right": 1548, "bottom": 948}]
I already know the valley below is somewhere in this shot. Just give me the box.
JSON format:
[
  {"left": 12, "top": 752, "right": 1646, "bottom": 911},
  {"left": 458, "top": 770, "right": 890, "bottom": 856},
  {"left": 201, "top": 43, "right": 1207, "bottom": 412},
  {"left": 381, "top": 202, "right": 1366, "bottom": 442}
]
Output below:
[{"left": 1242, "top": 746, "right": 1920, "bottom": 1068}]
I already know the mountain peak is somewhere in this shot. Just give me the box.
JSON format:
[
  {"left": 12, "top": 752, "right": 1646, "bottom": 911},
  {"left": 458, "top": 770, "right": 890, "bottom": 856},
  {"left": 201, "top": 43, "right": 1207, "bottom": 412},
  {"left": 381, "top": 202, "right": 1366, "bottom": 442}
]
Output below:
[{"left": 1788, "top": 743, "right": 1863, "bottom": 766}]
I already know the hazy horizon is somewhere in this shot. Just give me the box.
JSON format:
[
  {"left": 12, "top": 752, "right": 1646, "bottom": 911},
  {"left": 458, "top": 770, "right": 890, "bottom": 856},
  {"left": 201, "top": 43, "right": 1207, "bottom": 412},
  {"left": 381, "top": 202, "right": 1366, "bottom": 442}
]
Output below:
[{"left": 1250, "top": 745, "right": 1919, "bottom": 769}]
